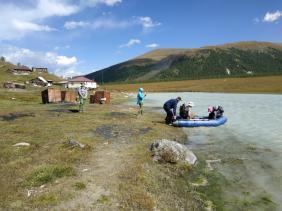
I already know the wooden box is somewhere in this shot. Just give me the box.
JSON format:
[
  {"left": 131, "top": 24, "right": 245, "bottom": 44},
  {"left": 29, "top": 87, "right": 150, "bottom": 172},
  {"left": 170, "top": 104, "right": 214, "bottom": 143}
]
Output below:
[
  {"left": 90, "top": 91, "right": 110, "bottom": 104},
  {"left": 61, "top": 91, "right": 77, "bottom": 103},
  {"left": 41, "top": 88, "right": 62, "bottom": 104}
]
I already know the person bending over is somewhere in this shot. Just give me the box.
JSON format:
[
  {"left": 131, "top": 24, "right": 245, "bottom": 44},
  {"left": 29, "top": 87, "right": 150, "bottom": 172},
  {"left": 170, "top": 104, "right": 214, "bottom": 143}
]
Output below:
[{"left": 163, "top": 97, "right": 182, "bottom": 125}]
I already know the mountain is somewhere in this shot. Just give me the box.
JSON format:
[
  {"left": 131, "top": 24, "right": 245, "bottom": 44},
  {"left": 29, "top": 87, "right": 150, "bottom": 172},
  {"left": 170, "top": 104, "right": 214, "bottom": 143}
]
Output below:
[
  {"left": 0, "top": 59, "right": 61, "bottom": 84},
  {"left": 86, "top": 41, "right": 282, "bottom": 83}
]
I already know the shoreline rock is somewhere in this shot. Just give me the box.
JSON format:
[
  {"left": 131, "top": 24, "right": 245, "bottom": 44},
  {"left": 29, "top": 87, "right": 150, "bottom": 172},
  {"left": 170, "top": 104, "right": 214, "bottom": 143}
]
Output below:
[{"left": 150, "top": 139, "right": 197, "bottom": 165}]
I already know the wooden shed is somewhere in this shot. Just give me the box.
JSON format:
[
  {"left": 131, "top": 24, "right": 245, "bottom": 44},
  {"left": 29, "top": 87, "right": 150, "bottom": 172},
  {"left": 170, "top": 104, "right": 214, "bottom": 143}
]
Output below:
[
  {"left": 61, "top": 91, "right": 77, "bottom": 103},
  {"left": 41, "top": 88, "right": 62, "bottom": 104},
  {"left": 90, "top": 91, "right": 110, "bottom": 104}
]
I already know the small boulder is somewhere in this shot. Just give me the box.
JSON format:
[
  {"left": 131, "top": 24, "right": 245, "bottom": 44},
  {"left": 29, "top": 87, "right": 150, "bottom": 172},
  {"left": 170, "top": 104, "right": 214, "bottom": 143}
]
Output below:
[
  {"left": 13, "top": 142, "right": 30, "bottom": 147},
  {"left": 150, "top": 139, "right": 197, "bottom": 165},
  {"left": 68, "top": 139, "right": 85, "bottom": 149}
]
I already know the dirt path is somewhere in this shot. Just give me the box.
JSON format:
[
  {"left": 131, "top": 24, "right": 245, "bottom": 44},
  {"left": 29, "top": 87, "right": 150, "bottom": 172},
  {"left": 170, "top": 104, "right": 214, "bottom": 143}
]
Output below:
[
  {"left": 55, "top": 107, "right": 141, "bottom": 210},
  {"left": 55, "top": 139, "right": 131, "bottom": 210}
]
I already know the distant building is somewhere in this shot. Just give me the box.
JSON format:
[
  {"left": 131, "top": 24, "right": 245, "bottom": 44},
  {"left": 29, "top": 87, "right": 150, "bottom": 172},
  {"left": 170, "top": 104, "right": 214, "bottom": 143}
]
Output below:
[
  {"left": 3, "top": 82, "right": 26, "bottom": 89},
  {"left": 10, "top": 66, "right": 32, "bottom": 75},
  {"left": 30, "top": 76, "right": 52, "bottom": 87},
  {"left": 32, "top": 67, "right": 48, "bottom": 72},
  {"left": 67, "top": 76, "right": 97, "bottom": 89}
]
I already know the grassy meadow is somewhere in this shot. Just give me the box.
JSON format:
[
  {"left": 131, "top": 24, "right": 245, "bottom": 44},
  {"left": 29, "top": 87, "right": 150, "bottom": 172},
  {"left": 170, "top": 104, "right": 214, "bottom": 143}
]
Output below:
[
  {"left": 103, "top": 76, "right": 282, "bottom": 94},
  {"left": 0, "top": 87, "right": 212, "bottom": 210}
]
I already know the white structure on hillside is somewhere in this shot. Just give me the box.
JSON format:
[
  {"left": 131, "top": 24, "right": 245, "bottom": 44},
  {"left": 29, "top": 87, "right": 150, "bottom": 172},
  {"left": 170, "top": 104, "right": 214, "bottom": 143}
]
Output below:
[
  {"left": 30, "top": 76, "right": 52, "bottom": 87},
  {"left": 67, "top": 76, "right": 97, "bottom": 89}
]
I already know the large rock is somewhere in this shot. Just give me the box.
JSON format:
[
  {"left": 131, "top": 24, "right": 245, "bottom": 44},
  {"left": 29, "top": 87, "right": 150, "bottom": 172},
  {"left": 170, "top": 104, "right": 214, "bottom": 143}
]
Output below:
[{"left": 150, "top": 139, "right": 197, "bottom": 165}]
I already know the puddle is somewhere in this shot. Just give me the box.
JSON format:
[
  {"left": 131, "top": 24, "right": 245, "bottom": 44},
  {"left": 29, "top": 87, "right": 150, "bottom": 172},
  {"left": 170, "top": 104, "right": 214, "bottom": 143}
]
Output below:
[
  {"left": 0, "top": 112, "right": 35, "bottom": 121},
  {"left": 94, "top": 125, "right": 152, "bottom": 141},
  {"left": 49, "top": 109, "right": 80, "bottom": 113}
]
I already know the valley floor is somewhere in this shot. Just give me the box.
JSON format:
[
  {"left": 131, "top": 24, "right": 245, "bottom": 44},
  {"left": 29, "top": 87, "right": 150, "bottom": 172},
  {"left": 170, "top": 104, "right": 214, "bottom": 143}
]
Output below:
[
  {"left": 0, "top": 89, "right": 207, "bottom": 210},
  {"left": 104, "top": 75, "right": 282, "bottom": 94}
]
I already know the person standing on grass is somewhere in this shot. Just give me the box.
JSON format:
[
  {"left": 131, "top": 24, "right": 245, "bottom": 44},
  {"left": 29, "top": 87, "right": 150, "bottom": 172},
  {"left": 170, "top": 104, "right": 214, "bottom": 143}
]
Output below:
[
  {"left": 78, "top": 83, "right": 88, "bottom": 112},
  {"left": 163, "top": 97, "right": 182, "bottom": 125},
  {"left": 137, "top": 87, "right": 146, "bottom": 115}
]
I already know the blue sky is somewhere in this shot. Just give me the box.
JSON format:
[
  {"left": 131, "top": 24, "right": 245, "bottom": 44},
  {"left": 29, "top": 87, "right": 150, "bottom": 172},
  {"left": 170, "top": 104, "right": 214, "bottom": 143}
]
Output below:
[{"left": 0, "top": 0, "right": 281, "bottom": 77}]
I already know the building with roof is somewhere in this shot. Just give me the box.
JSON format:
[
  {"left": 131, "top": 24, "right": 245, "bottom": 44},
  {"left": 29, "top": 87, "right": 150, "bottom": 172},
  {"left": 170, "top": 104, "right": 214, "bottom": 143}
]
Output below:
[
  {"left": 67, "top": 76, "right": 97, "bottom": 89},
  {"left": 10, "top": 66, "right": 32, "bottom": 75},
  {"left": 30, "top": 76, "right": 52, "bottom": 87},
  {"left": 32, "top": 67, "right": 48, "bottom": 73}
]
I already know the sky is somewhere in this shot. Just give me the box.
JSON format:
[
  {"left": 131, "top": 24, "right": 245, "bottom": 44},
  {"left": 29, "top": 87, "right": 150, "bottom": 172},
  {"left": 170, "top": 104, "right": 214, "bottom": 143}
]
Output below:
[{"left": 0, "top": 0, "right": 281, "bottom": 77}]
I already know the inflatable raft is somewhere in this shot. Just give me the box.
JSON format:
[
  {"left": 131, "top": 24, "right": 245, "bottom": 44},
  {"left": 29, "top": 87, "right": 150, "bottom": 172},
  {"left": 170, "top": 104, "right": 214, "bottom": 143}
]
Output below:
[{"left": 173, "top": 116, "right": 227, "bottom": 127}]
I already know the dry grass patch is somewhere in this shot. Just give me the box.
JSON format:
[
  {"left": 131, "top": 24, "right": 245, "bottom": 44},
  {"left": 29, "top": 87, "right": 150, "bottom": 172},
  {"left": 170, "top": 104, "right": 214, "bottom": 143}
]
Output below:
[{"left": 104, "top": 76, "right": 282, "bottom": 94}]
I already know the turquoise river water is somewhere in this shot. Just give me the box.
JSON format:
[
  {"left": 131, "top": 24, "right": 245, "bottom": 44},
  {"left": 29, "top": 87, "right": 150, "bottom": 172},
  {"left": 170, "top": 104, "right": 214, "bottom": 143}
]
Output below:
[{"left": 138, "top": 92, "right": 282, "bottom": 210}]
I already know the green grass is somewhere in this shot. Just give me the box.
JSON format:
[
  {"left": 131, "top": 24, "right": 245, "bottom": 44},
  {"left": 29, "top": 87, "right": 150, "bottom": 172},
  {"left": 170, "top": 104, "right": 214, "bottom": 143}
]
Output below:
[
  {"left": 25, "top": 165, "right": 75, "bottom": 187},
  {"left": 0, "top": 87, "right": 278, "bottom": 210},
  {"left": 0, "top": 60, "right": 61, "bottom": 85},
  {"left": 103, "top": 75, "right": 282, "bottom": 94},
  {"left": 74, "top": 182, "right": 86, "bottom": 190}
]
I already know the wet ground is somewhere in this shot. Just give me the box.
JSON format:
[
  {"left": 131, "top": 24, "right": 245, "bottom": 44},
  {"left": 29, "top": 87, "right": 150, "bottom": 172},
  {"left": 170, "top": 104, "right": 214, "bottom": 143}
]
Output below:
[{"left": 0, "top": 112, "right": 35, "bottom": 121}]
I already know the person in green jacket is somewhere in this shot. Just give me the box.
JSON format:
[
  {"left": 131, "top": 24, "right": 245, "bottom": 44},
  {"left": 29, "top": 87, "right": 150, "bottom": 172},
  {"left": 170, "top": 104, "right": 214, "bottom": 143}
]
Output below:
[{"left": 78, "top": 83, "right": 88, "bottom": 112}]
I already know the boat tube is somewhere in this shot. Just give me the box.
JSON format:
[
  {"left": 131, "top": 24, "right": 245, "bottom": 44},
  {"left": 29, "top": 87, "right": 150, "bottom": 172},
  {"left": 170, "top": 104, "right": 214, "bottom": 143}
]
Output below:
[{"left": 173, "top": 116, "right": 227, "bottom": 127}]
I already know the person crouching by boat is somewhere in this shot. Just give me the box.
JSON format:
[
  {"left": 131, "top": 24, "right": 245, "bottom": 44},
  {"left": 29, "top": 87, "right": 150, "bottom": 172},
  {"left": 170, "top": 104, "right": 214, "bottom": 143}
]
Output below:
[
  {"left": 137, "top": 88, "right": 146, "bottom": 115},
  {"left": 163, "top": 97, "right": 182, "bottom": 125},
  {"left": 179, "top": 102, "right": 194, "bottom": 119},
  {"left": 78, "top": 83, "right": 88, "bottom": 112}
]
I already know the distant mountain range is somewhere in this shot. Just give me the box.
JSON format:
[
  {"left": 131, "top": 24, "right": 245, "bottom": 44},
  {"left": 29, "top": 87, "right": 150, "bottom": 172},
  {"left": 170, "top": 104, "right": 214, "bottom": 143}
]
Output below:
[{"left": 85, "top": 41, "right": 282, "bottom": 83}]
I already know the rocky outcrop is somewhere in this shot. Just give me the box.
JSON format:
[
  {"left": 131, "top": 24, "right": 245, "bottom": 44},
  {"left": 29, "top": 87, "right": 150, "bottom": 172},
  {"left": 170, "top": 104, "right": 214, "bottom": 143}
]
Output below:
[{"left": 150, "top": 139, "right": 197, "bottom": 165}]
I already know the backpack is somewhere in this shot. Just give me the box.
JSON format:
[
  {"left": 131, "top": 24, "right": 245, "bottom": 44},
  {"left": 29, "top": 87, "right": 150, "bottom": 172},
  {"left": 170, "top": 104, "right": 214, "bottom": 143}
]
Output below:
[
  {"left": 216, "top": 106, "right": 224, "bottom": 118},
  {"left": 179, "top": 104, "right": 188, "bottom": 118}
]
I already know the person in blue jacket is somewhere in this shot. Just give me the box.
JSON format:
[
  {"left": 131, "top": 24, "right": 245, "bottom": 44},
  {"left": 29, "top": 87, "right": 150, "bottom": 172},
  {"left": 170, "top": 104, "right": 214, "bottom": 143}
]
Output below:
[
  {"left": 163, "top": 97, "right": 182, "bottom": 125},
  {"left": 137, "top": 88, "right": 146, "bottom": 115}
]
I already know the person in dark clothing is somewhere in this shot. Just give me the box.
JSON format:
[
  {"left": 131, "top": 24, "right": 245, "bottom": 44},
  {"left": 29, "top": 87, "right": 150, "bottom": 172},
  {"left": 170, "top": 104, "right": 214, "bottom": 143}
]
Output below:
[
  {"left": 179, "top": 102, "right": 194, "bottom": 119},
  {"left": 163, "top": 97, "right": 182, "bottom": 125},
  {"left": 208, "top": 106, "right": 224, "bottom": 119},
  {"left": 208, "top": 106, "right": 216, "bottom": 119}
]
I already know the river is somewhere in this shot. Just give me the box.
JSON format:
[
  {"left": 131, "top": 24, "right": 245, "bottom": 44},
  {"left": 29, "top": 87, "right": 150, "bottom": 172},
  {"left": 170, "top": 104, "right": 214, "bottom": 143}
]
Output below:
[{"left": 140, "top": 92, "right": 282, "bottom": 210}]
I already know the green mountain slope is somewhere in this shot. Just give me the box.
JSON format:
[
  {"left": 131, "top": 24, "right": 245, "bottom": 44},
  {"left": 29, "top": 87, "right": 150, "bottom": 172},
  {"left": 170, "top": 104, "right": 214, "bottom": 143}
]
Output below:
[
  {"left": 86, "top": 41, "right": 282, "bottom": 83},
  {"left": 0, "top": 60, "right": 61, "bottom": 85}
]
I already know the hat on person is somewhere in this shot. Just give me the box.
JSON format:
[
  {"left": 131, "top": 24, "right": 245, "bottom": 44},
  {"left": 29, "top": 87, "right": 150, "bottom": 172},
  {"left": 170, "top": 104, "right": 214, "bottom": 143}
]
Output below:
[
  {"left": 139, "top": 87, "right": 144, "bottom": 92},
  {"left": 176, "top": 97, "right": 182, "bottom": 101},
  {"left": 187, "top": 102, "right": 194, "bottom": 107}
]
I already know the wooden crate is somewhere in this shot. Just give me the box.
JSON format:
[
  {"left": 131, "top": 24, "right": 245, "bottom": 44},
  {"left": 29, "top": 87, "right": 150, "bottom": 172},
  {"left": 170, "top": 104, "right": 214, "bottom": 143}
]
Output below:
[
  {"left": 90, "top": 91, "right": 110, "bottom": 104},
  {"left": 41, "top": 88, "right": 62, "bottom": 103},
  {"left": 61, "top": 91, "right": 77, "bottom": 103}
]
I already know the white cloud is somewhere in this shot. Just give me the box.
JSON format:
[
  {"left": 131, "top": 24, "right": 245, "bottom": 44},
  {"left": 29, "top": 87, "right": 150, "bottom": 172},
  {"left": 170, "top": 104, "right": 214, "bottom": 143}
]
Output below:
[
  {"left": 12, "top": 20, "right": 57, "bottom": 32},
  {"left": 0, "top": 45, "right": 79, "bottom": 77},
  {"left": 146, "top": 43, "right": 159, "bottom": 48},
  {"left": 263, "top": 10, "right": 282, "bottom": 22},
  {"left": 64, "top": 18, "right": 130, "bottom": 30},
  {"left": 64, "top": 21, "right": 90, "bottom": 30},
  {"left": 56, "top": 56, "right": 77, "bottom": 66},
  {"left": 0, "top": 0, "right": 78, "bottom": 40},
  {"left": 64, "top": 16, "right": 162, "bottom": 31},
  {"left": 138, "top": 16, "right": 162, "bottom": 29},
  {"left": 0, "top": 0, "right": 124, "bottom": 40},
  {"left": 53, "top": 45, "right": 70, "bottom": 51},
  {"left": 81, "top": 0, "right": 122, "bottom": 7},
  {"left": 119, "top": 39, "right": 141, "bottom": 48}
]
